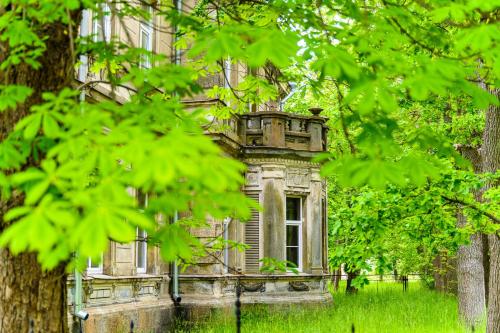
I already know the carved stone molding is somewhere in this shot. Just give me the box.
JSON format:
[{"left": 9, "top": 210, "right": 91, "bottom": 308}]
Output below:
[
  {"left": 286, "top": 168, "right": 310, "bottom": 188},
  {"left": 245, "top": 170, "right": 260, "bottom": 186},
  {"left": 132, "top": 280, "right": 141, "bottom": 298},
  {"left": 241, "top": 282, "right": 266, "bottom": 292},
  {"left": 245, "top": 157, "right": 320, "bottom": 168},
  {"left": 154, "top": 281, "right": 161, "bottom": 297},
  {"left": 288, "top": 281, "right": 310, "bottom": 292},
  {"left": 111, "top": 282, "right": 117, "bottom": 301},
  {"left": 83, "top": 281, "right": 93, "bottom": 303}
]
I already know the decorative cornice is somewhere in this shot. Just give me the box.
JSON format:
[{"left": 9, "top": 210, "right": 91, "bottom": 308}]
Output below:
[{"left": 244, "top": 157, "right": 321, "bottom": 168}]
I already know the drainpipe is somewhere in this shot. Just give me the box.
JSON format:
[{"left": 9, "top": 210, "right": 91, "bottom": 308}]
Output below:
[
  {"left": 74, "top": 255, "right": 83, "bottom": 315},
  {"left": 174, "top": 0, "right": 182, "bottom": 66},
  {"left": 172, "top": 211, "right": 181, "bottom": 304},
  {"left": 74, "top": 9, "right": 90, "bottom": 324},
  {"left": 171, "top": 0, "right": 182, "bottom": 307},
  {"left": 278, "top": 82, "right": 298, "bottom": 111}
]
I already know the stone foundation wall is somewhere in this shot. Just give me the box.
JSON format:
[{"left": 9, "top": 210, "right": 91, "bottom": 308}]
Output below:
[
  {"left": 73, "top": 300, "right": 175, "bottom": 333},
  {"left": 179, "top": 274, "right": 332, "bottom": 306},
  {"left": 70, "top": 274, "right": 331, "bottom": 333}
]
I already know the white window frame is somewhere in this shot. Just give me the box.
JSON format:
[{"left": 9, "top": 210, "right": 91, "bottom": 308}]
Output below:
[
  {"left": 285, "top": 196, "right": 303, "bottom": 272},
  {"left": 92, "top": 3, "right": 111, "bottom": 42},
  {"left": 87, "top": 254, "right": 103, "bottom": 275},
  {"left": 139, "top": 5, "right": 153, "bottom": 69},
  {"left": 223, "top": 217, "right": 231, "bottom": 274},
  {"left": 136, "top": 193, "right": 148, "bottom": 274}
]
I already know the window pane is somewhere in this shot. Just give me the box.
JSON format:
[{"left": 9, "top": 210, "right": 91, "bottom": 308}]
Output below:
[
  {"left": 286, "top": 247, "right": 299, "bottom": 267},
  {"left": 137, "top": 229, "right": 147, "bottom": 270},
  {"left": 140, "top": 29, "right": 151, "bottom": 68},
  {"left": 286, "top": 197, "right": 300, "bottom": 221},
  {"left": 137, "top": 246, "right": 146, "bottom": 269},
  {"left": 95, "top": 22, "right": 103, "bottom": 41},
  {"left": 141, "top": 30, "right": 149, "bottom": 49},
  {"left": 286, "top": 225, "right": 299, "bottom": 247},
  {"left": 89, "top": 258, "right": 100, "bottom": 268}
]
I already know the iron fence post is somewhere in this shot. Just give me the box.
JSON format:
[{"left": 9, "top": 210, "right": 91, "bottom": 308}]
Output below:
[{"left": 236, "top": 280, "right": 241, "bottom": 333}]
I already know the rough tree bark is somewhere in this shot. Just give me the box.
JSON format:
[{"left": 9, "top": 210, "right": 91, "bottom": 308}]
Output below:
[
  {"left": 484, "top": 88, "right": 500, "bottom": 333},
  {"left": 345, "top": 265, "right": 359, "bottom": 294},
  {"left": 457, "top": 217, "right": 486, "bottom": 328},
  {"left": 433, "top": 252, "right": 457, "bottom": 294},
  {"left": 0, "top": 11, "right": 81, "bottom": 333},
  {"left": 483, "top": 235, "right": 490, "bottom": 305},
  {"left": 456, "top": 147, "right": 486, "bottom": 329}
]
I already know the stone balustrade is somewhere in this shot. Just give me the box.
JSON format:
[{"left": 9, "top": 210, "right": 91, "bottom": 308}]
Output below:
[{"left": 239, "top": 111, "right": 328, "bottom": 152}]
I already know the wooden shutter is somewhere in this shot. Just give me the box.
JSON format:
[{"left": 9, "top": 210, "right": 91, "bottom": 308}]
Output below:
[{"left": 245, "top": 191, "right": 260, "bottom": 273}]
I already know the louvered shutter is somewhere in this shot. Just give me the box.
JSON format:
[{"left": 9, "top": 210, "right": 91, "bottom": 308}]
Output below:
[{"left": 245, "top": 191, "right": 260, "bottom": 273}]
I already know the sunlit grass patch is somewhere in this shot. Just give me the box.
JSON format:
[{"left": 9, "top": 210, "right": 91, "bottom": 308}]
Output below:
[{"left": 184, "top": 282, "right": 485, "bottom": 333}]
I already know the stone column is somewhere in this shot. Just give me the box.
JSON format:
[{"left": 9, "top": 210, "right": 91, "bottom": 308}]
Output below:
[
  {"left": 307, "top": 119, "right": 324, "bottom": 151},
  {"left": 262, "top": 164, "right": 286, "bottom": 265},
  {"left": 308, "top": 168, "right": 323, "bottom": 274},
  {"left": 229, "top": 217, "right": 245, "bottom": 273},
  {"left": 104, "top": 241, "right": 116, "bottom": 275},
  {"left": 262, "top": 116, "right": 285, "bottom": 147}
]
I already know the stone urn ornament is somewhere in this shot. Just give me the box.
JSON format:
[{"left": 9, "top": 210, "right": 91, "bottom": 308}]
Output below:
[{"left": 308, "top": 107, "right": 323, "bottom": 116}]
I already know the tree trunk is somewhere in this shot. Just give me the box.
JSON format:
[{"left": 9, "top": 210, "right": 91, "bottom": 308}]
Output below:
[
  {"left": 457, "top": 215, "right": 486, "bottom": 328},
  {"left": 488, "top": 236, "right": 500, "bottom": 333},
  {"left": 0, "top": 250, "right": 68, "bottom": 332},
  {"left": 456, "top": 147, "right": 486, "bottom": 329},
  {"left": 484, "top": 88, "right": 500, "bottom": 333},
  {"left": 345, "top": 266, "right": 359, "bottom": 294},
  {"left": 0, "top": 12, "right": 81, "bottom": 333},
  {"left": 483, "top": 234, "right": 490, "bottom": 306},
  {"left": 433, "top": 252, "right": 457, "bottom": 294},
  {"left": 333, "top": 267, "right": 341, "bottom": 291}
]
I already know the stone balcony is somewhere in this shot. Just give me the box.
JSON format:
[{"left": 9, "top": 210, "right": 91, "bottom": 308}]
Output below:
[{"left": 212, "top": 110, "right": 328, "bottom": 158}]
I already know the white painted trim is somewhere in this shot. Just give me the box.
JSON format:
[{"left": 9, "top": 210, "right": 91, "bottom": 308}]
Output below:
[
  {"left": 285, "top": 196, "right": 303, "bottom": 272},
  {"left": 223, "top": 217, "right": 231, "bottom": 274},
  {"left": 139, "top": 5, "right": 153, "bottom": 68},
  {"left": 136, "top": 227, "right": 147, "bottom": 274},
  {"left": 92, "top": 3, "right": 111, "bottom": 42},
  {"left": 87, "top": 254, "right": 103, "bottom": 275},
  {"left": 136, "top": 192, "right": 148, "bottom": 274}
]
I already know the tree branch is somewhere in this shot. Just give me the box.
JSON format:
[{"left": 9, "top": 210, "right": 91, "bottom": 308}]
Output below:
[{"left": 441, "top": 194, "right": 500, "bottom": 224}]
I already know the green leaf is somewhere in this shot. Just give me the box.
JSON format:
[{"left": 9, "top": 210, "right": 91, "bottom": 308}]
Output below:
[
  {"left": 42, "top": 114, "right": 60, "bottom": 138},
  {"left": 23, "top": 113, "right": 42, "bottom": 140},
  {"left": 25, "top": 179, "right": 50, "bottom": 205},
  {"left": 0, "top": 85, "right": 33, "bottom": 112},
  {"left": 11, "top": 168, "right": 45, "bottom": 185},
  {"left": 4, "top": 206, "right": 32, "bottom": 221}
]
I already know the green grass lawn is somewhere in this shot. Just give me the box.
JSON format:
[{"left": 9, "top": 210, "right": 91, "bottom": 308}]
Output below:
[{"left": 185, "top": 282, "right": 485, "bottom": 333}]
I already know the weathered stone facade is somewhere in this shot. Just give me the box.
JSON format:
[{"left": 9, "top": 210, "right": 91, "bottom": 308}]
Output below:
[
  {"left": 177, "top": 111, "right": 331, "bottom": 313},
  {"left": 69, "top": 111, "right": 330, "bottom": 333},
  {"left": 71, "top": 3, "right": 331, "bottom": 333}
]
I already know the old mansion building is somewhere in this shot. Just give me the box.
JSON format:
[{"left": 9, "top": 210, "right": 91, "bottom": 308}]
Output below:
[{"left": 72, "top": 1, "right": 330, "bottom": 332}]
